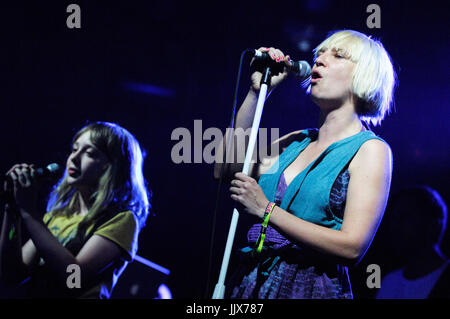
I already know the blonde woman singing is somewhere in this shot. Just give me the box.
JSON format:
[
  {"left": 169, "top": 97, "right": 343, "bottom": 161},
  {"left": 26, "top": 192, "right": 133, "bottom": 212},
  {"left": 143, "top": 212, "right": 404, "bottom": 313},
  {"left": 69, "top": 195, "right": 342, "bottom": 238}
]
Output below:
[{"left": 215, "top": 30, "right": 396, "bottom": 299}]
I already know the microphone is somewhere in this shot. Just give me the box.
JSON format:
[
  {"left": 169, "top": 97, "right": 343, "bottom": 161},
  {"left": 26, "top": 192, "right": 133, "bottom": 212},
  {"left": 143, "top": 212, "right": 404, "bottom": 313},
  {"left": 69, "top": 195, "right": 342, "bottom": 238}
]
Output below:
[
  {"left": 35, "top": 163, "right": 61, "bottom": 179},
  {"left": 253, "top": 50, "right": 311, "bottom": 80},
  {"left": 0, "top": 163, "right": 61, "bottom": 200},
  {"left": 1, "top": 163, "right": 61, "bottom": 183}
]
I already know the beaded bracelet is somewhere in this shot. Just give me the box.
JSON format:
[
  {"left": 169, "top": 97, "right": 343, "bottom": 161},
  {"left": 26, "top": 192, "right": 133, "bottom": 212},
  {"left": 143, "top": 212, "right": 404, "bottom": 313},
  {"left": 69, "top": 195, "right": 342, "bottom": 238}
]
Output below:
[{"left": 255, "top": 202, "right": 276, "bottom": 253}]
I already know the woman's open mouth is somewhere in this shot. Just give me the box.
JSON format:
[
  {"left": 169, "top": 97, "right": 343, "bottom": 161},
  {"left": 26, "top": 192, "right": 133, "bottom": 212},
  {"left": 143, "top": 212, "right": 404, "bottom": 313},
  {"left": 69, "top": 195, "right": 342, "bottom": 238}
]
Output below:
[
  {"left": 68, "top": 168, "right": 80, "bottom": 177},
  {"left": 311, "top": 70, "right": 322, "bottom": 83}
]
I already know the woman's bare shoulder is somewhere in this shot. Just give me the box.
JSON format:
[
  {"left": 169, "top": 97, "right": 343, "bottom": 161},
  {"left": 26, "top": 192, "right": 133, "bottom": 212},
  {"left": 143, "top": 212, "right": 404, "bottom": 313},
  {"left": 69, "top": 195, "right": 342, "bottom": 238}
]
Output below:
[
  {"left": 273, "top": 129, "right": 310, "bottom": 149},
  {"left": 349, "top": 138, "right": 392, "bottom": 176}
]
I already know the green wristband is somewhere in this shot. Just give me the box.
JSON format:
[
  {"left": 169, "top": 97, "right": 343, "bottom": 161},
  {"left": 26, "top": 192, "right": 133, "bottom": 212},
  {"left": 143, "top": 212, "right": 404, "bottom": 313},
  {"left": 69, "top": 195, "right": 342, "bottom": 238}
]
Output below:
[{"left": 255, "top": 202, "right": 276, "bottom": 253}]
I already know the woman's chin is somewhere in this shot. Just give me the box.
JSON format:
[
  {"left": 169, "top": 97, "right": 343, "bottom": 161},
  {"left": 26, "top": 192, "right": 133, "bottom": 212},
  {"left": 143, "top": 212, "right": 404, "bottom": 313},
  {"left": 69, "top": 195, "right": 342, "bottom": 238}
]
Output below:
[
  {"left": 310, "top": 91, "right": 329, "bottom": 107},
  {"left": 66, "top": 176, "right": 81, "bottom": 186}
]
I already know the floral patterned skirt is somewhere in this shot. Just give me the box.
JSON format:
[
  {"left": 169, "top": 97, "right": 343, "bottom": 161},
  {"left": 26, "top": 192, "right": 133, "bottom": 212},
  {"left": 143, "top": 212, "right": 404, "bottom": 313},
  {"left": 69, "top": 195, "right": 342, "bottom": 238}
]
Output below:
[{"left": 227, "top": 245, "right": 353, "bottom": 299}]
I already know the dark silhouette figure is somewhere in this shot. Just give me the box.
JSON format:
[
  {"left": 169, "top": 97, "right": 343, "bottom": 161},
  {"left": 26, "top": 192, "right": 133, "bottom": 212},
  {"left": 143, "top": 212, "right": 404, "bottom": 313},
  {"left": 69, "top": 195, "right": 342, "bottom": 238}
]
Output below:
[{"left": 376, "top": 186, "right": 449, "bottom": 299}]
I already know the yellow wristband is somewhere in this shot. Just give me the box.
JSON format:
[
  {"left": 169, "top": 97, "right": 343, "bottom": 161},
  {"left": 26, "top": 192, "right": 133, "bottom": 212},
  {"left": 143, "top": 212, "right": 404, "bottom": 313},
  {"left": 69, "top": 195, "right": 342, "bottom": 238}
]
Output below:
[{"left": 255, "top": 202, "right": 276, "bottom": 253}]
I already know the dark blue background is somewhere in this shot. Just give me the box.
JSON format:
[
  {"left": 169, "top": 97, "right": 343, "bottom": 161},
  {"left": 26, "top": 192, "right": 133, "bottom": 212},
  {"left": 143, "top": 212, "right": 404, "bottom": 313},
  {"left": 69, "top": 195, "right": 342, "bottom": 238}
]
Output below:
[{"left": 1, "top": 1, "right": 448, "bottom": 299}]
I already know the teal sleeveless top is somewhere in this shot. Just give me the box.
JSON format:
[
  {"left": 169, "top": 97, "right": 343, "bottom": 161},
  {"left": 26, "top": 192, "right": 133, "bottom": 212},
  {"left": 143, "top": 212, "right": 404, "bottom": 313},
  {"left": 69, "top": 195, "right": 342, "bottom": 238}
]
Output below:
[{"left": 258, "top": 128, "right": 387, "bottom": 230}]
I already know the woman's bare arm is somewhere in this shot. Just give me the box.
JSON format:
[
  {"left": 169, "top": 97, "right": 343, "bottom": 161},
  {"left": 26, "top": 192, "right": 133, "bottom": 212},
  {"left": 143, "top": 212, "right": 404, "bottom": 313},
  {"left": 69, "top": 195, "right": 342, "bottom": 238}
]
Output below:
[
  {"left": 214, "top": 47, "right": 291, "bottom": 181},
  {"left": 231, "top": 139, "right": 393, "bottom": 262}
]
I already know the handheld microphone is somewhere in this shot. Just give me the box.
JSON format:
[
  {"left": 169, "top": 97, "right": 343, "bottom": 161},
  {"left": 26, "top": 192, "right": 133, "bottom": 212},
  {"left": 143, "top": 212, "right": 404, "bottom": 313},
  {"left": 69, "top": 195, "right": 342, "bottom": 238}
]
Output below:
[
  {"left": 1, "top": 163, "right": 61, "bottom": 183},
  {"left": 35, "top": 163, "right": 61, "bottom": 179},
  {"left": 253, "top": 50, "right": 311, "bottom": 81},
  {"left": 0, "top": 163, "right": 61, "bottom": 200}
]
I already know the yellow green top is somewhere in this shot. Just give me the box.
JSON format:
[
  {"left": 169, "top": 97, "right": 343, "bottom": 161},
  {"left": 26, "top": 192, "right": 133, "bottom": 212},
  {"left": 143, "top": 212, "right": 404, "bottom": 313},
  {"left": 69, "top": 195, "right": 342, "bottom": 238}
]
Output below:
[{"left": 33, "top": 210, "right": 139, "bottom": 298}]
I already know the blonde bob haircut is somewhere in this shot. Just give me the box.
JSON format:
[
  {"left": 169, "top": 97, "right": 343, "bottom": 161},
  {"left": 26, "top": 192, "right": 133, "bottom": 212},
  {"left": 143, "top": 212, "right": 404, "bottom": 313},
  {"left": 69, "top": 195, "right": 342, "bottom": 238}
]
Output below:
[{"left": 313, "top": 30, "right": 396, "bottom": 126}]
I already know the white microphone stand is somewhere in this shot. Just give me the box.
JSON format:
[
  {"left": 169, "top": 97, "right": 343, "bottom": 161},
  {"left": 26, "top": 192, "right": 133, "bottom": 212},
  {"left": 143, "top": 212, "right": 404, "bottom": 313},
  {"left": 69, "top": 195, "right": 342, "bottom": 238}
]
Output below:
[{"left": 212, "top": 67, "right": 272, "bottom": 299}]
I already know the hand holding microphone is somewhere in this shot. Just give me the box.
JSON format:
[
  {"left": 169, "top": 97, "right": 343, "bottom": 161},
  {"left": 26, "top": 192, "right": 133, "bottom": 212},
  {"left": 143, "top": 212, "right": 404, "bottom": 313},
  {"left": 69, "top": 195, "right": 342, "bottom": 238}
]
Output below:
[
  {"left": 250, "top": 47, "right": 311, "bottom": 92},
  {"left": 2, "top": 163, "right": 60, "bottom": 215}
]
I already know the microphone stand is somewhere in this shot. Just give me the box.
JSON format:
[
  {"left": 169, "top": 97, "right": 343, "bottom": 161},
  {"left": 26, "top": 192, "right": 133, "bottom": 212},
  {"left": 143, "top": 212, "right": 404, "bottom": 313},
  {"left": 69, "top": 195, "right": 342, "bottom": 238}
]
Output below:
[{"left": 212, "top": 66, "right": 273, "bottom": 299}]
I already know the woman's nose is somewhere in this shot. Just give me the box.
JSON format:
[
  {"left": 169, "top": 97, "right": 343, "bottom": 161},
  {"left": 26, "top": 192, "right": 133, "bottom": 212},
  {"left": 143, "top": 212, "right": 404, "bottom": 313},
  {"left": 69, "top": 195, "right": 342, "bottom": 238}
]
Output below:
[
  {"left": 314, "top": 56, "right": 325, "bottom": 68},
  {"left": 69, "top": 151, "right": 81, "bottom": 165},
  {"left": 314, "top": 52, "right": 328, "bottom": 67}
]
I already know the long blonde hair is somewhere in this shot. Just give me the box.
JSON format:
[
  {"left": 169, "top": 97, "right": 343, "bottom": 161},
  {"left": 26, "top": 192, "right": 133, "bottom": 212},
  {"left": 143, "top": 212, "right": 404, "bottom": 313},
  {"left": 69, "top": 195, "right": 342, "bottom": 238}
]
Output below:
[{"left": 46, "top": 122, "right": 150, "bottom": 238}]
